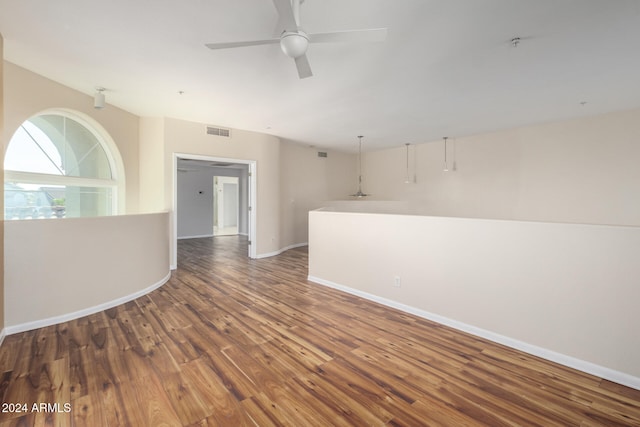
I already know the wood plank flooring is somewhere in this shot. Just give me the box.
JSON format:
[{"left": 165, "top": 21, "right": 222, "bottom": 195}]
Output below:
[{"left": 1, "top": 235, "right": 639, "bottom": 426}]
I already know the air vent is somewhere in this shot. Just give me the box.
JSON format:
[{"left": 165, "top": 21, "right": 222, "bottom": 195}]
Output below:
[
  {"left": 317, "top": 151, "right": 328, "bottom": 158},
  {"left": 206, "top": 126, "right": 231, "bottom": 138}
]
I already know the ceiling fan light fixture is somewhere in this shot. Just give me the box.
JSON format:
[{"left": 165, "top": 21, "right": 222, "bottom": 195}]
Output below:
[
  {"left": 280, "top": 31, "right": 309, "bottom": 58},
  {"left": 205, "top": 0, "right": 387, "bottom": 79}
]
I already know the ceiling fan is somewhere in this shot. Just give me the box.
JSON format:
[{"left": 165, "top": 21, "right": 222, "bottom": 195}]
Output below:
[{"left": 205, "top": 0, "right": 388, "bottom": 79}]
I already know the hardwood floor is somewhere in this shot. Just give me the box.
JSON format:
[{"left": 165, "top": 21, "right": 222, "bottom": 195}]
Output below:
[{"left": 1, "top": 236, "right": 639, "bottom": 426}]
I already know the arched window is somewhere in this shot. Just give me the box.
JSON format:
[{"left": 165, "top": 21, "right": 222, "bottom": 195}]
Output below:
[{"left": 4, "top": 110, "right": 124, "bottom": 220}]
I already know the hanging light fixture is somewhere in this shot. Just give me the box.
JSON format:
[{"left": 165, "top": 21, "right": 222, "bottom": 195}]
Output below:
[
  {"left": 404, "top": 143, "right": 412, "bottom": 183},
  {"left": 443, "top": 136, "right": 449, "bottom": 172},
  {"left": 350, "top": 135, "right": 370, "bottom": 198},
  {"left": 94, "top": 87, "right": 106, "bottom": 109}
]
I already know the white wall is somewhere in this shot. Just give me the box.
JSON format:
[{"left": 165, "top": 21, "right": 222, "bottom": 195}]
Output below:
[
  {"left": 177, "top": 165, "right": 248, "bottom": 238},
  {"left": 4, "top": 213, "right": 170, "bottom": 331},
  {"left": 308, "top": 210, "right": 640, "bottom": 389},
  {"left": 364, "top": 108, "right": 640, "bottom": 226}
]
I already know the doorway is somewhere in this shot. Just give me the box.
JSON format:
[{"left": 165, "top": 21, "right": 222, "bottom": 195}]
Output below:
[
  {"left": 173, "top": 153, "right": 257, "bottom": 263},
  {"left": 214, "top": 176, "right": 239, "bottom": 236}
]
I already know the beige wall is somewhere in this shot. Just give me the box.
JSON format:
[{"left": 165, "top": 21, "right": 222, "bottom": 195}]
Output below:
[
  {"left": 279, "top": 140, "right": 355, "bottom": 247},
  {"left": 309, "top": 210, "right": 640, "bottom": 388},
  {"left": 364, "top": 108, "right": 640, "bottom": 226},
  {"left": 138, "top": 119, "right": 356, "bottom": 263},
  {"left": 159, "top": 117, "right": 281, "bottom": 261},
  {"left": 0, "top": 61, "right": 350, "bottom": 335},
  {"left": 4, "top": 213, "right": 170, "bottom": 330},
  {"left": 3, "top": 61, "right": 346, "bottom": 273},
  {"left": 139, "top": 117, "right": 166, "bottom": 213},
  {"left": 3, "top": 62, "right": 141, "bottom": 213}
]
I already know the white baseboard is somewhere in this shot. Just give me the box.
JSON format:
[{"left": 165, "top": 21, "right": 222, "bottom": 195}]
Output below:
[
  {"left": 0, "top": 328, "right": 6, "bottom": 347},
  {"left": 256, "top": 242, "right": 308, "bottom": 259},
  {"left": 4, "top": 272, "right": 172, "bottom": 336},
  {"left": 308, "top": 275, "right": 640, "bottom": 391}
]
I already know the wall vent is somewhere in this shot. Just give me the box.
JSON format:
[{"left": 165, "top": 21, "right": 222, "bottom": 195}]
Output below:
[
  {"left": 206, "top": 126, "right": 231, "bottom": 138},
  {"left": 317, "top": 151, "right": 328, "bottom": 158}
]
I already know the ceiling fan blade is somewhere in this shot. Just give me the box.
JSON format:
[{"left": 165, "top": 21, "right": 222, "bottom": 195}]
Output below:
[
  {"left": 271, "top": 0, "right": 298, "bottom": 31},
  {"left": 295, "top": 54, "right": 313, "bottom": 79},
  {"left": 205, "top": 38, "right": 280, "bottom": 50},
  {"left": 309, "top": 28, "right": 388, "bottom": 44}
]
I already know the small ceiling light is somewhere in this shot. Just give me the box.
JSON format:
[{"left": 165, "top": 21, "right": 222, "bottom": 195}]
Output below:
[
  {"left": 511, "top": 37, "right": 521, "bottom": 48},
  {"left": 350, "top": 135, "right": 370, "bottom": 198},
  {"left": 94, "top": 87, "right": 106, "bottom": 109}
]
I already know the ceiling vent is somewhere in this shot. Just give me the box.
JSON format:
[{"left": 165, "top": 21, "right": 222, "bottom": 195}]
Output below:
[
  {"left": 317, "top": 151, "right": 328, "bottom": 158},
  {"left": 206, "top": 126, "right": 231, "bottom": 138}
]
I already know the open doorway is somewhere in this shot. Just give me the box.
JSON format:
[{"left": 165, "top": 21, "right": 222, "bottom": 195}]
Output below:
[
  {"left": 174, "top": 153, "right": 257, "bottom": 262},
  {"left": 213, "top": 176, "right": 239, "bottom": 236}
]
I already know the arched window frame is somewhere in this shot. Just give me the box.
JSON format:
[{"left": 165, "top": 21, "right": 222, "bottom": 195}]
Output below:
[{"left": 4, "top": 108, "right": 126, "bottom": 217}]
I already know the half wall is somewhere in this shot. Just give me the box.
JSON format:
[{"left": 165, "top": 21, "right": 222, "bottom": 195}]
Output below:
[
  {"left": 308, "top": 209, "right": 640, "bottom": 389},
  {"left": 4, "top": 212, "right": 170, "bottom": 332}
]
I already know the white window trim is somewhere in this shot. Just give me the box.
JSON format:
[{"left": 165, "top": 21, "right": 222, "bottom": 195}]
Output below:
[{"left": 5, "top": 171, "right": 118, "bottom": 189}]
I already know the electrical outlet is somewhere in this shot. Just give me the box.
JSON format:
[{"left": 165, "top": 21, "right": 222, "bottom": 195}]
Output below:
[{"left": 393, "top": 276, "right": 401, "bottom": 288}]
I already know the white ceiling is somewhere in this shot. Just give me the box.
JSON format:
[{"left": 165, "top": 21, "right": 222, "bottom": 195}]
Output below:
[{"left": 1, "top": 0, "right": 639, "bottom": 152}]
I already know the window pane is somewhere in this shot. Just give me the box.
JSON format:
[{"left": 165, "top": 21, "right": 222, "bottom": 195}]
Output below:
[
  {"left": 63, "top": 186, "right": 113, "bottom": 218},
  {"left": 4, "top": 182, "right": 113, "bottom": 220},
  {"left": 4, "top": 182, "right": 57, "bottom": 219},
  {"left": 4, "top": 122, "right": 64, "bottom": 175},
  {"left": 32, "top": 115, "right": 112, "bottom": 179},
  {"left": 5, "top": 115, "right": 112, "bottom": 180},
  {"left": 4, "top": 111, "right": 120, "bottom": 220}
]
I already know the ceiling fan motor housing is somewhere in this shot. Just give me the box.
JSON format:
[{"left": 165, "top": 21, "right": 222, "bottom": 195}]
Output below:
[
  {"left": 280, "top": 31, "right": 309, "bottom": 58},
  {"left": 204, "top": 0, "right": 387, "bottom": 79}
]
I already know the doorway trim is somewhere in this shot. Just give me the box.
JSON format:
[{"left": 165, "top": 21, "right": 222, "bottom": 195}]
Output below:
[{"left": 173, "top": 153, "right": 257, "bottom": 263}]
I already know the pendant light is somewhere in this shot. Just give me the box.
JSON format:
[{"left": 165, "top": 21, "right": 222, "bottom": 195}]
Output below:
[
  {"left": 404, "top": 143, "right": 412, "bottom": 183},
  {"left": 443, "top": 137, "right": 449, "bottom": 172},
  {"left": 350, "top": 135, "right": 370, "bottom": 197}
]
